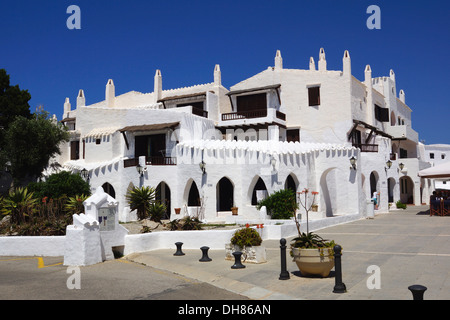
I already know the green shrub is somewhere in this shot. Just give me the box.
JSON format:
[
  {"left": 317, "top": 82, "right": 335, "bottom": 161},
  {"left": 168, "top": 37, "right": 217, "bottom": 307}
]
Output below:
[
  {"left": 256, "top": 189, "right": 298, "bottom": 219},
  {"left": 27, "top": 171, "right": 91, "bottom": 200},
  {"left": 230, "top": 227, "right": 262, "bottom": 247},
  {"left": 126, "top": 186, "right": 156, "bottom": 220},
  {"left": 396, "top": 200, "right": 407, "bottom": 209},
  {"left": 148, "top": 201, "right": 166, "bottom": 222},
  {"left": 168, "top": 216, "right": 203, "bottom": 231}
]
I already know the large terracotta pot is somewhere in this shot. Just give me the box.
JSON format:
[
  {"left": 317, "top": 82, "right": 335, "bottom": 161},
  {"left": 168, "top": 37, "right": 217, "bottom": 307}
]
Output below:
[{"left": 291, "top": 247, "right": 334, "bottom": 277}]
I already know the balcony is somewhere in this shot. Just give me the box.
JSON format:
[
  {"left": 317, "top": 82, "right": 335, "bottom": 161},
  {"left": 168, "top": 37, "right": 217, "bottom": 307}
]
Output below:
[
  {"left": 386, "top": 125, "right": 419, "bottom": 143},
  {"left": 352, "top": 143, "right": 378, "bottom": 153},
  {"left": 124, "top": 156, "right": 177, "bottom": 168}
]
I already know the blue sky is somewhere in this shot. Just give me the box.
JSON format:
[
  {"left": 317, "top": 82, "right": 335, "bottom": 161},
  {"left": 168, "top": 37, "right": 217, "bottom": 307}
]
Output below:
[{"left": 0, "top": 0, "right": 448, "bottom": 144}]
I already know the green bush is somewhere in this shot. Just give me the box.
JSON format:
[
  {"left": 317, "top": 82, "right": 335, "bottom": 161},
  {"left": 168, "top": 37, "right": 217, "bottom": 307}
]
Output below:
[
  {"left": 230, "top": 227, "right": 262, "bottom": 247},
  {"left": 396, "top": 200, "right": 407, "bottom": 209},
  {"left": 256, "top": 189, "right": 298, "bottom": 219},
  {"left": 27, "top": 171, "right": 91, "bottom": 200}
]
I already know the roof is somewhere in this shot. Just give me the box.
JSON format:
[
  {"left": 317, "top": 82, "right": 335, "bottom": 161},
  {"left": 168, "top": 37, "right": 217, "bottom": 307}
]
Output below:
[
  {"left": 119, "top": 122, "right": 180, "bottom": 132},
  {"left": 226, "top": 84, "right": 281, "bottom": 96},
  {"left": 418, "top": 161, "right": 450, "bottom": 179}
]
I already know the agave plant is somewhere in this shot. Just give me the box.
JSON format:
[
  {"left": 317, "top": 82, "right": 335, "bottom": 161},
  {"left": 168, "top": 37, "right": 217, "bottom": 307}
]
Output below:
[
  {"left": 1, "top": 187, "right": 38, "bottom": 224},
  {"left": 291, "top": 232, "right": 335, "bottom": 249},
  {"left": 65, "top": 194, "right": 89, "bottom": 215},
  {"left": 126, "top": 186, "right": 156, "bottom": 220}
]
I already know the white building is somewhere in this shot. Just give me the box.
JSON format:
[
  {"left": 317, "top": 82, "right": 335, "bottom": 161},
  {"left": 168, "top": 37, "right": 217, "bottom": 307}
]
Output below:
[
  {"left": 55, "top": 49, "right": 435, "bottom": 222},
  {"left": 423, "top": 144, "right": 450, "bottom": 190}
]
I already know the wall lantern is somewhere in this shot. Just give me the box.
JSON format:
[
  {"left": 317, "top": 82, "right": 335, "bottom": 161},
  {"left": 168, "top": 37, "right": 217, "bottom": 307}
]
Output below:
[
  {"left": 80, "top": 168, "right": 89, "bottom": 181},
  {"left": 136, "top": 163, "right": 145, "bottom": 177},
  {"left": 399, "top": 162, "right": 405, "bottom": 171},
  {"left": 199, "top": 160, "right": 206, "bottom": 174},
  {"left": 349, "top": 156, "right": 357, "bottom": 170},
  {"left": 385, "top": 159, "right": 392, "bottom": 172},
  {"left": 271, "top": 156, "right": 277, "bottom": 171}
]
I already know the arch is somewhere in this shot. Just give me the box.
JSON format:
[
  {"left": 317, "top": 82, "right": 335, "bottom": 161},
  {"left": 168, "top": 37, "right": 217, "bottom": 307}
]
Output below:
[
  {"left": 102, "top": 182, "right": 115, "bottom": 199},
  {"left": 387, "top": 177, "right": 396, "bottom": 203},
  {"left": 188, "top": 181, "right": 201, "bottom": 206},
  {"left": 156, "top": 181, "right": 171, "bottom": 219},
  {"left": 320, "top": 168, "right": 337, "bottom": 217},
  {"left": 216, "top": 177, "right": 234, "bottom": 211},
  {"left": 390, "top": 111, "right": 396, "bottom": 126},
  {"left": 400, "top": 176, "right": 414, "bottom": 204},
  {"left": 370, "top": 171, "right": 380, "bottom": 196},
  {"left": 284, "top": 173, "right": 298, "bottom": 194},
  {"left": 248, "top": 176, "right": 268, "bottom": 205}
]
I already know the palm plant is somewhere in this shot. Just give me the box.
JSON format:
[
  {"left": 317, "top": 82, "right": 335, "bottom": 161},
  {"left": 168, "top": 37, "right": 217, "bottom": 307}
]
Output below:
[
  {"left": 126, "top": 186, "right": 156, "bottom": 220},
  {"left": 64, "top": 194, "right": 89, "bottom": 215},
  {"left": 1, "top": 187, "right": 38, "bottom": 224}
]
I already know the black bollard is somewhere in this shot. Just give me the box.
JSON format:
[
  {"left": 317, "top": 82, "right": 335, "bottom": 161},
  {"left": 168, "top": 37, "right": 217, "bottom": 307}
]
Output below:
[
  {"left": 174, "top": 242, "right": 185, "bottom": 256},
  {"left": 199, "top": 246, "right": 212, "bottom": 262},
  {"left": 333, "top": 245, "right": 346, "bottom": 293},
  {"left": 279, "top": 238, "right": 290, "bottom": 280},
  {"left": 231, "top": 251, "right": 245, "bottom": 269},
  {"left": 408, "top": 285, "right": 427, "bottom": 300}
]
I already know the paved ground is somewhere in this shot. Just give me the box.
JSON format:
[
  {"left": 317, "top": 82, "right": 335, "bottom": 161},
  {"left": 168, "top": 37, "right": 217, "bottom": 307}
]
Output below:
[
  {"left": 1, "top": 205, "right": 449, "bottom": 301},
  {"left": 127, "top": 205, "right": 450, "bottom": 300}
]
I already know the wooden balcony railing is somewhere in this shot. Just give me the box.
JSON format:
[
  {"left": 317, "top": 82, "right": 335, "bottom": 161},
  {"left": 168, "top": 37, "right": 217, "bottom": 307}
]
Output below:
[
  {"left": 222, "top": 109, "right": 267, "bottom": 121},
  {"left": 192, "top": 107, "right": 208, "bottom": 118},
  {"left": 124, "top": 156, "right": 176, "bottom": 167},
  {"left": 352, "top": 143, "right": 378, "bottom": 153}
]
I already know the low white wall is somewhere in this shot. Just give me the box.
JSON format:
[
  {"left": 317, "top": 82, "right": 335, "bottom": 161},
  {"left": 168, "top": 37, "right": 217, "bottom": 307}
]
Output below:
[
  {"left": 0, "top": 236, "right": 66, "bottom": 257},
  {"left": 0, "top": 213, "right": 363, "bottom": 257}
]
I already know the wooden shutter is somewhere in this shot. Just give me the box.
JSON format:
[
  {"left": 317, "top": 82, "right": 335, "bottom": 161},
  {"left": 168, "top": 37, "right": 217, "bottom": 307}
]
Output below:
[{"left": 308, "top": 87, "right": 320, "bottom": 106}]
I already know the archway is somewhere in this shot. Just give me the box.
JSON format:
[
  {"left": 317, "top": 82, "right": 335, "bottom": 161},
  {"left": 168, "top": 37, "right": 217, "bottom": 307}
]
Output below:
[
  {"left": 370, "top": 171, "right": 379, "bottom": 196},
  {"left": 320, "top": 168, "right": 337, "bottom": 217},
  {"left": 217, "top": 177, "right": 234, "bottom": 211},
  {"left": 250, "top": 177, "right": 268, "bottom": 205},
  {"left": 156, "top": 181, "right": 171, "bottom": 219},
  {"left": 188, "top": 181, "right": 201, "bottom": 206},
  {"left": 284, "top": 174, "right": 297, "bottom": 194},
  {"left": 102, "top": 182, "right": 115, "bottom": 199},
  {"left": 400, "top": 176, "right": 414, "bottom": 204},
  {"left": 387, "top": 177, "right": 396, "bottom": 203}
]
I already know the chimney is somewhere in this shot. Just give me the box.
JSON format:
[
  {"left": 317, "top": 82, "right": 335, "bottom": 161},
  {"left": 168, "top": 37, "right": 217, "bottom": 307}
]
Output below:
[
  {"left": 343, "top": 50, "right": 351, "bottom": 76},
  {"left": 154, "top": 70, "right": 162, "bottom": 103},
  {"left": 318, "top": 48, "right": 327, "bottom": 71},
  {"left": 274, "top": 50, "right": 283, "bottom": 70},
  {"left": 214, "top": 64, "right": 221, "bottom": 86},
  {"left": 77, "top": 89, "right": 85, "bottom": 108},
  {"left": 105, "top": 79, "right": 115, "bottom": 108},
  {"left": 63, "top": 97, "right": 71, "bottom": 119}
]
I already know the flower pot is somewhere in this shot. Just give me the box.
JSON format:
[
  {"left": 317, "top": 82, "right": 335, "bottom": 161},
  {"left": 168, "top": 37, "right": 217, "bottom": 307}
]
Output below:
[
  {"left": 225, "top": 244, "right": 266, "bottom": 264},
  {"left": 174, "top": 208, "right": 181, "bottom": 215},
  {"left": 291, "top": 247, "right": 334, "bottom": 277},
  {"left": 231, "top": 207, "right": 238, "bottom": 215},
  {"left": 311, "top": 205, "right": 318, "bottom": 212}
]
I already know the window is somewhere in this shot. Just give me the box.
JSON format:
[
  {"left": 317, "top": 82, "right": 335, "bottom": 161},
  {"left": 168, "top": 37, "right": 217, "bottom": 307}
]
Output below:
[
  {"left": 308, "top": 86, "right": 320, "bottom": 106},
  {"left": 96, "top": 138, "right": 101, "bottom": 145},
  {"left": 70, "top": 140, "right": 80, "bottom": 160},
  {"left": 374, "top": 104, "right": 389, "bottom": 122},
  {"left": 400, "top": 148, "right": 408, "bottom": 159},
  {"left": 442, "top": 154, "right": 446, "bottom": 160},
  {"left": 236, "top": 93, "right": 267, "bottom": 113},
  {"left": 430, "top": 153, "right": 435, "bottom": 159},
  {"left": 286, "top": 129, "right": 300, "bottom": 142}
]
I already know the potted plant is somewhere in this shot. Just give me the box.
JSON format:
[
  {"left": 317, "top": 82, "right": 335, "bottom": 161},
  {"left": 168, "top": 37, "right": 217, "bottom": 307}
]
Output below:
[
  {"left": 174, "top": 208, "right": 181, "bottom": 215},
  {"left": 225, "top": 226, "right": 266, "bottom": 264},
  {"left": 231, "top": 206, "right": 238, "bottom": 215},
  {"left": 291, "top": 189, "right": 338, "bottom": 277}
]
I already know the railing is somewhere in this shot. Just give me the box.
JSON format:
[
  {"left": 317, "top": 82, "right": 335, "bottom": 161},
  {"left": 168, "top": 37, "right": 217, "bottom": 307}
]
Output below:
[
  {"left": 276, "top": 110, "right": 286, "bottom": 121},
  {"left": 222, "top": 109, "right": 267, "bottom": 121},
  {"left": 192, "top": 107, "right": 208, "bottom": 118},
  {"left": 124, "top": 156, "right": 176, "bottom": 167},
  {"left": 352, "top": 143, "right": 378, "bottom": 153}
]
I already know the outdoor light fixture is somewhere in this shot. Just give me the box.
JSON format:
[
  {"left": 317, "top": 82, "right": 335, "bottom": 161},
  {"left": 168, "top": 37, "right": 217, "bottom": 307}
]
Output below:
[
  {"left": 271, "top": 156, "right": 277, "bottom": 171},
  {"left": 199, "top": 160, "right": 206, "bottom": 174},
  {"left": 80, "top": 168, "right": 89, "bottom": 181},
  {"left": 136, "top": 163, "right": 145, "bottom": 177},
  {"left": 349, "top": 156, "right": 357, "bottom": 170},
  {"left": 385, "top": 159, "right": 392, "bottom": 172},
  {"left": 399, "top": 162, "right": 405, "bottom": 171}
]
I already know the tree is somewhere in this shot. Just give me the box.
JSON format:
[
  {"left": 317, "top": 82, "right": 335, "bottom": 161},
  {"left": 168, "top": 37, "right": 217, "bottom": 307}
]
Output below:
[
  {"left": 0, "top": 69, "right": 32, "bottom": 131},
  {"left": 1, "top": 108, "right": 69, "bottom": 185},
  {"left": 27, "top": 171, "right": 90, "bottom": 200},
  {"left": 126, "top": 186, "right": 156, "bottom": 220}
]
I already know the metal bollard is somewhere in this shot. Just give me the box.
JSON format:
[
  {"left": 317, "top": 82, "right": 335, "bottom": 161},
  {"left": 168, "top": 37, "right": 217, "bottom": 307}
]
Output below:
[
  {"left": 199, "top": 246, "right": 212, "bottom": 262},
  {"left": 174, "top": 242, "right": 185, "bottom": 256},
  {"left": 279, "top": 238, "right": 290, "bottom": 280},
  {"left": 231, "top": 251, "right": 245, "bottom": 269},
  {"left": 408, "top": 285, "right": 427, "bottom": 300},
  {"left": 333, "top": 245, "right": 347, "bottom": 293}
]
